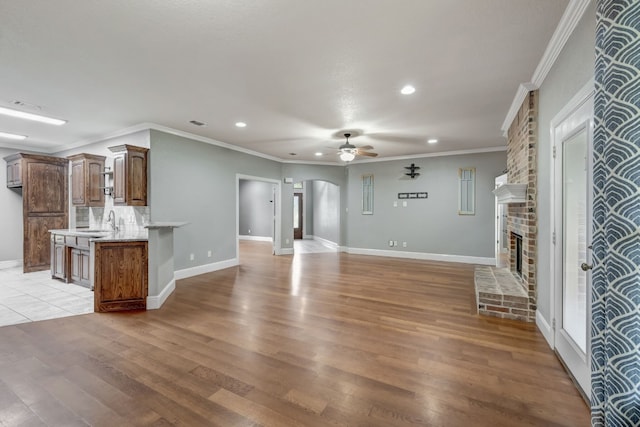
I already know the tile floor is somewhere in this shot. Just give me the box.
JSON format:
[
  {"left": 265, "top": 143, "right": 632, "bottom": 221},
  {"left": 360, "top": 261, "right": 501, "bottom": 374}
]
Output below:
[
  {"left": 294, "top": 238, "right": 339, "bottom": 254},
  {"left": 0, "top": 267, "right": 93, "bottom": 327}
]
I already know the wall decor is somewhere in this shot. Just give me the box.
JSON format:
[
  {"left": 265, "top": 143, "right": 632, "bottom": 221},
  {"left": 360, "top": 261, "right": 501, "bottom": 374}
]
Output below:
[
  {"left": 404, "top": 163, "right": 420, "bottom": 178},
  {"left": 398, "top": 192, "right": 428, "bottom": 199},
  {"left": 362, "top": 174, "right": 373, "bottom": 214},
  {"left": 458, "top": 167, "right": 475, "bottom": 215}
]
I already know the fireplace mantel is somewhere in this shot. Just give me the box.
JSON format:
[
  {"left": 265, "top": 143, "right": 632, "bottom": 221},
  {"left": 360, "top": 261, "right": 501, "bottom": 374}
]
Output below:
[{"left": 493, "top": 183, "right": 527, "bottom": 204}]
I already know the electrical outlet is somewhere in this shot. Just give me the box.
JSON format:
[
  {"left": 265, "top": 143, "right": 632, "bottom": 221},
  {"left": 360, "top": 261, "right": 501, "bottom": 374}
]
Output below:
[
  {"left": 207, "top": 250, "right": 212, "bottom": 257},
  {"left": 394, "top": 240, "right": 398, "bottom": 247},
  {"left": 393, "top": 201, "right": 398, "bottom": 207},
  {"left": 190, "top": 253, "right": 194, "bottom": 261},
  {"left": 402, "top": 201, "right": 407, "bottom": 207},
  {"left": 389, "top": 240, "right": 394, "bottom": 247},
  {"left": 403, "top": 242, "right": 407, "bottom": 248},
  {"left": 248, "top": 229, "right": 251, "bottom": 234}
]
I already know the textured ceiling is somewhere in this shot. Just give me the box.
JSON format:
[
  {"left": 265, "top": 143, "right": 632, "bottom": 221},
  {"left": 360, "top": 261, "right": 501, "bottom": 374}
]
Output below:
[{"left": 0, "top": 0, "right": 568, "bottom": 162}]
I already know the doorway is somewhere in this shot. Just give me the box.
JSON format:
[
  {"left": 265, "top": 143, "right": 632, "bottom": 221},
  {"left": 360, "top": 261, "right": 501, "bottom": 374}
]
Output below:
[
  {"left": 552, "top": 84, "right": 593, "bottom": 399},
  {"left": 293, "top": 192, "right": 303, "bottom": 240},
  {"left": 236, "top": 174, "right": 281, "bottom": 257}
]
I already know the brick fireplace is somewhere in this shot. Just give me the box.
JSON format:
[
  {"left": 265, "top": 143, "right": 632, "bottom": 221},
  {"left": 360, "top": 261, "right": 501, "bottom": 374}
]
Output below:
[{"left": 506, "top": 90, "right": 538, "bottom": 321}]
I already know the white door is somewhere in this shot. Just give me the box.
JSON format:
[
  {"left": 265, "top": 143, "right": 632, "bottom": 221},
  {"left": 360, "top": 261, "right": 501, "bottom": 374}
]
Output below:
[{"left": 553, "top": 89, "right": 593, "bottom": 398}]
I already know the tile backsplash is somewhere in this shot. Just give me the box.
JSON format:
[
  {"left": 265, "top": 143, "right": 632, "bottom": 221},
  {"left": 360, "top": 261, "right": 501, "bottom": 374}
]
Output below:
[{"left": 74, "top": 206, "right": 150, "bottom": 231}]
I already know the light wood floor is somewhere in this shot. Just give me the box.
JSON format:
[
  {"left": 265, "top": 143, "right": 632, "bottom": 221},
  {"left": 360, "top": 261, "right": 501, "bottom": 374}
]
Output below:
[{"left": 0, "top": 241, "right": 589, "bottom": 426}]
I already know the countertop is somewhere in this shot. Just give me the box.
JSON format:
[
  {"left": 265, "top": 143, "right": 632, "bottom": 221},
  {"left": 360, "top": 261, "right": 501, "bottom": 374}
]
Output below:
[
  {"left": 49, "top": 229, "right": 148, "bottom": 242},
  {"left": 144, "top": 222, "right": 188, "bottom": 229}
]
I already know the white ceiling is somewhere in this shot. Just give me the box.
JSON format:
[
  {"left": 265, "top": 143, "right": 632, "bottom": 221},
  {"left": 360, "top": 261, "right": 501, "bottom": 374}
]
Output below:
[{"left": 0, "top": 0, "right": 568, "bottom": 163}]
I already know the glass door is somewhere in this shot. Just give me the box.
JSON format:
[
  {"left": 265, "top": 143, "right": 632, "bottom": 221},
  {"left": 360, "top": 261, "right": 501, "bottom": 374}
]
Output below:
[{"left": 553, "top": 90, "right": 593, "bottom": 399}]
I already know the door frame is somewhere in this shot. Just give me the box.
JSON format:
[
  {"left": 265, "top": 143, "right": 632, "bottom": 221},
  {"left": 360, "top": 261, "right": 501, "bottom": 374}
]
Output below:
[
  {"left": 293, "top": 191, "right": 303, "bottom": 240},
  {"left": 549, "top": 79, "right": 594, "bottom": 398},
  {"left": 236, "top": 174, "right": 282, "bottom": 257}
]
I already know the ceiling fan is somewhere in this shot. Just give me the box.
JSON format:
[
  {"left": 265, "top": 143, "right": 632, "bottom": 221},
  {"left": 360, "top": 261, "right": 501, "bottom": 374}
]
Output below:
[{"left": 338, "top": 133, "right": 378, "bottom": 162}]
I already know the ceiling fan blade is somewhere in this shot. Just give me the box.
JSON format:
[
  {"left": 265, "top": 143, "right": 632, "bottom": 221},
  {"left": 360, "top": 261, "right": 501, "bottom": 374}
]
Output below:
[
  {"left": 358, "top": 145, "right": 374, "bottom": 150},
  {"left": 357, "top": 151, "right": 378, "bottom": 157}
]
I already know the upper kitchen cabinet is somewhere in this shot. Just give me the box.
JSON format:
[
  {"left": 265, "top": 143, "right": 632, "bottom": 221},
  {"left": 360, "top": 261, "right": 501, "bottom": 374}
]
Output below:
[
  {"left": 68, "top": 153, "right": 106, "bottom": 207},
  {"left": 5, "top": 155, "right": 23, "bottom": 187},
  {"left": 108, "top": 144, "right": 148, "bottom": 206},
  {"left": 3, "top": 153, "right": 68, "bottom": 273}
]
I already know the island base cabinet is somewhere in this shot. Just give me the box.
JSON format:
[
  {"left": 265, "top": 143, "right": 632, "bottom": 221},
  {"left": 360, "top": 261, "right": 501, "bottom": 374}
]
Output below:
[{"left": 94, "top": 241, "right": 148, "bottom": 312}]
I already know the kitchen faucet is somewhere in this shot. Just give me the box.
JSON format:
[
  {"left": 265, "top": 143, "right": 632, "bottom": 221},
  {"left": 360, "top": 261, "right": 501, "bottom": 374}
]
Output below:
[{"left": 107, "top": 210, "right": 118, "bottom": 232}]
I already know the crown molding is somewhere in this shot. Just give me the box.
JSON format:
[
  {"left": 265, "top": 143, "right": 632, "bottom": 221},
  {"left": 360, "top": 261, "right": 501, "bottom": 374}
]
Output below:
[
  {"left": 19, "top": 123, "right": 504, "bottom": 166},
  {"left": 501, "top": 0, "right": 592, "bottom": 134},
  {"left": 349, "top": 146, "right": 507, "bottom": 164}
]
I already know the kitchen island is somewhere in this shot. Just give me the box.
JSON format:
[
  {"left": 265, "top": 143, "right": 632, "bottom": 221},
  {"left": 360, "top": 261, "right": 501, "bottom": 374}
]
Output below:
[{"left": 49, "top": 229, "right": 148, "bottom": 312}]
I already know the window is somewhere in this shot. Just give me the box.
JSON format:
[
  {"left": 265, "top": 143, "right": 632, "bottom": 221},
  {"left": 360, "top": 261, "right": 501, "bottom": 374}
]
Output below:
[
  {"left": 458, "top": 167, "right": 475, "bottom": 215},
  {"left": 362, "top": 174, "right": 373, "bottom": 214}
]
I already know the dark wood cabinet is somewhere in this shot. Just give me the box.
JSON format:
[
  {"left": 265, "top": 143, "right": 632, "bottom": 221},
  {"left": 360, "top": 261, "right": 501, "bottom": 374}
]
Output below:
[
  {"left": 68, "top": 153, "right": 106, "bottom": 207},
  {"left": 108, "top": 144, "right": 148, "bottom": 206},
  {"left": 4, "top": 153, "right": 68, "bottom": 273},
  {"left": 94, "top": 240, "right": 148, "bottom": 312}
]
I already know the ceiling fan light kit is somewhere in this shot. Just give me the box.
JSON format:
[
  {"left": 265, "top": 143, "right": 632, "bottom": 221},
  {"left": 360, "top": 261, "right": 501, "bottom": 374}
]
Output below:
[
  {"left": 340, "top": 151, "right": 355, "bottom": 162},
  {"left": 338, "top": 132, "right": 378, "bottom": 162}
]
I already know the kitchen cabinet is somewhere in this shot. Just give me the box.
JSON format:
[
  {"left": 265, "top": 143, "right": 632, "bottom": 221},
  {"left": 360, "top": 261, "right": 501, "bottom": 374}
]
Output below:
[
  {"left": 70, "top": 248, "right": 91, "bottom": 288},
  {"left": 108, "top": 144, "right": 148, "bottom": 206},
  {"left": 51, "top": 235, "right": 66, "bottom": 280},
  {"left": 94, "top": 240, "right": 148, "bottom": 312},
  {"left": 5, "top": 156, "right": 22, "bottom": 187},
  {"left": 4, "top": 153, "right": 68, "bottom": 273},
  {"left": 68, "top": 153, "right": 106, "bottom": 207}
]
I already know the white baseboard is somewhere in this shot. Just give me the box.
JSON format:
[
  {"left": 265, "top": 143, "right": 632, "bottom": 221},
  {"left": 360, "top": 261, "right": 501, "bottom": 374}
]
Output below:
[
  {"left": 536, "top": 310, "right": 554, "bottom": 348},
  {"left": 313, "top": 236, "right": 338, "bottom": 249},
  {"left": 345, "top": 247, "right": 495, "bottom": 265},
  {"left": 239, "top": 235, "right": 272, "bottom": 242},
  {"left": 147, "top": 279, "right": 175, "bottom": 310},
  {"left": 174, "top": 258, "right": 239, "bottom": 280},
  {"left": 303, "top": 234, "right": 314, "bottom": 240},
  {"left": 0, "top": 259, "right": 23, "bottom": 269},
  {"left": 275, "top": 247, "right": 294, "bottom": 255}
]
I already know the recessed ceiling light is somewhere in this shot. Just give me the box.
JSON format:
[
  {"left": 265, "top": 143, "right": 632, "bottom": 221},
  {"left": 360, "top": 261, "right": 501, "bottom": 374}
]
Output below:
[
  {"left": 0, "top": 131, "right": 27, "bottom": 140},
  {"left": 0, "top": 106, "right": 66, "bottom": 126},
  {"left": 428, "top": 138, "right": 438, "bottom": 144},
  {"left": 189, "top": 120, "right": 206, "bottom": 126},
  {"left": 235, "top": 122, "right": 247, "bottom": 128},
  {"left": 315, "top": 152, "right": 323, "bottom": 157},
  {"left": 400, "top": 85, "right": 416, "bottom": 95}
]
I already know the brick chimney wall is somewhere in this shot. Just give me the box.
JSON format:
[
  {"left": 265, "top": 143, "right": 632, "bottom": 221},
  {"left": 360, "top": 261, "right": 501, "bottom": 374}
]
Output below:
[{"left": 506, "top": 90, "right": 538, "bottom": 321}]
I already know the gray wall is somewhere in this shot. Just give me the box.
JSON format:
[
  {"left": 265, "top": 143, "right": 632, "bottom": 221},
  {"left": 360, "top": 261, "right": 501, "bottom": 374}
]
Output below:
[
  {"left": 346, "top": 151, "right": 506, "bottom": 257},
  {"left": 537, "top": 2, "right": 596, "bottom": 321},
  {"left": 149, "top": 130, "right": 283, "bottom": 270},
  {"left": 0, "top": 148, "right": 25, "bottom": 263},
  {"left": 239, "top": 179, "right": 274, "bottom": 238},
  {"left": 312, "top": 180, "right": 340, "bottom": 244},
  {"left": 304, "top": 181, "right": 314, "bottom": 236}
]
